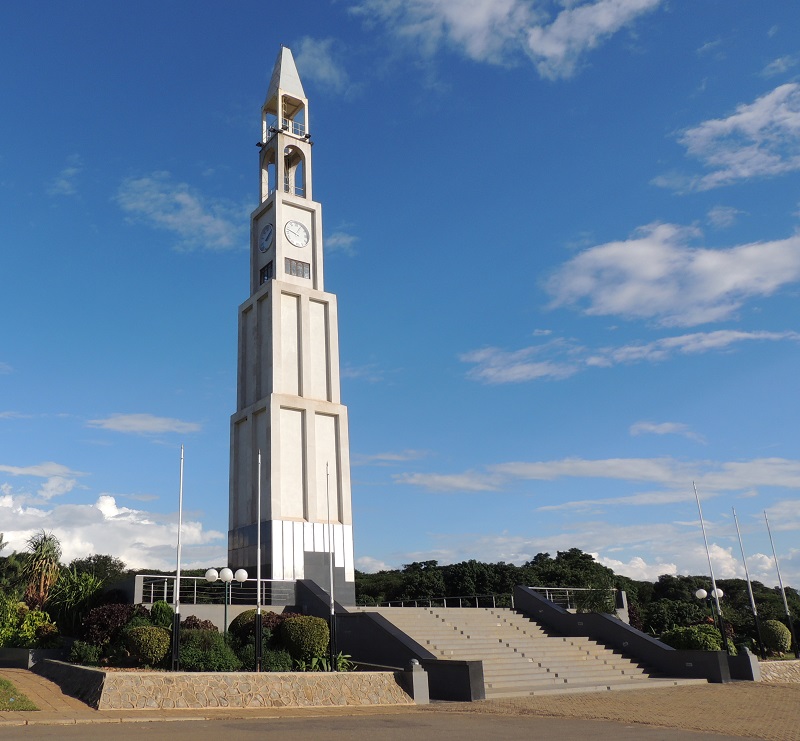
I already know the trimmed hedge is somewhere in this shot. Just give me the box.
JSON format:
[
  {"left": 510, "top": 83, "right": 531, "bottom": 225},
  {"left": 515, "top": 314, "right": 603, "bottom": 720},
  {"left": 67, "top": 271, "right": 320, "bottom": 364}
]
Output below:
[
  {"left": 126, "top": 625, "right": 171, "bottom": 667},
  {"left": 149, "top": 600, "right": 174, "bottom": 629},
  {"left": 280, "top": 615, "right": 329, "bottom": 662},
  {"left": 762, "top": 619, "right": 792, "bottom": 654}
]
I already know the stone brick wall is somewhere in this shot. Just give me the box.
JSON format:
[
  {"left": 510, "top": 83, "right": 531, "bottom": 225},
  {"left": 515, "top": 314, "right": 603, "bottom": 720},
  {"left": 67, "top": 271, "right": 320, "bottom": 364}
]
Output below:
[
  {"left": 38, "top": 661, "right": 414, "bottom": 709},
  {"left": 760, "top": 659, "right": 800, "bottom": 684}
]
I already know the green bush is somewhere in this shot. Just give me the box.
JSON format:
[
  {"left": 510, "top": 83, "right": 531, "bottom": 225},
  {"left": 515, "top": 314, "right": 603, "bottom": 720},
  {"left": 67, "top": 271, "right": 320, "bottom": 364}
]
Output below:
[
  {"left": 83, "top": 603, "right": 139, "bottom": 646},
  {"left": 45, "top": 568, "right": 104, "bottom": 636},
  {"left": 69, "top": 640, "right": 101, "bottom": 666},
  {"left": 762, "top": 619, "right": 792, "bottom": 654},
  {"left": 126, "top": 626, "right": 171, "bottom": 667},
  {"left": 660, "top": 624, "right": 737, "bottom": 655},
  {"left": 2, "top": 607, "right": 60, "bottom": 649},
  {"left": 179, "top": 629, "right": 241, "bottom": 672},
  {"left": 661, "top": 624, "right": 723, "bottom": 651},
  {"left": 280, "top": 616, "right": 329, "bottom": 662},
  {"left": 263, "top": 648, "right": 293, "bottom": 672},
  {"left": 150, "top": 600, "right": 174, "bottom": 629},
  {"left": 228, "top": 609, "right": 301, "bottom": 650}
]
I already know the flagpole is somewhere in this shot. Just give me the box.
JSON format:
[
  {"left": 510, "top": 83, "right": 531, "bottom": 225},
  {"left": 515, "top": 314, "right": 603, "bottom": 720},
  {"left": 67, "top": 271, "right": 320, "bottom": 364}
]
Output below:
[
  {"left": 171, "top": 444, "right": 184, "bottom": 671},
  {"left": 255, "top": 450, "right": 263, "bottom": 671},
  {"left": 693, "top": 481, "right": 730, "bottom": 654},
  {"left": 327, "top": 462, "right": 336, "bottom": 670},
  {"left": 733, "top": 507, "right": 766, "bottom": 659},
  {"left": 765, "top": 510, "right": 800, "bottom": 658}
]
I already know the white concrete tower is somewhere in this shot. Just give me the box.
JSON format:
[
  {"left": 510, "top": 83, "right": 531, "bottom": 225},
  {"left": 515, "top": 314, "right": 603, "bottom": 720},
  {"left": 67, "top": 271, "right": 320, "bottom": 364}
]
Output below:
[{"left": 228, "top": 47, "right": 355, "bottom": 603}]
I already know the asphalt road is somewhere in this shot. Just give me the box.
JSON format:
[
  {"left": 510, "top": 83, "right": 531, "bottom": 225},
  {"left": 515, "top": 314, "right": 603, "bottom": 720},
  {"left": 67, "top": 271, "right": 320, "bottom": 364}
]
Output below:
[{"left": 0, "top": 713, "right": 747, "bottom": 741}]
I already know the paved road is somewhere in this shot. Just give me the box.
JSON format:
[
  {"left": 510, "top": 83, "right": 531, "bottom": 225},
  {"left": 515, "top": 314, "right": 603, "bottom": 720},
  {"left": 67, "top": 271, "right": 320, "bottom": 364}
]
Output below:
[{"left": 0, "top": 713, "right": 748, "bottom": 741}]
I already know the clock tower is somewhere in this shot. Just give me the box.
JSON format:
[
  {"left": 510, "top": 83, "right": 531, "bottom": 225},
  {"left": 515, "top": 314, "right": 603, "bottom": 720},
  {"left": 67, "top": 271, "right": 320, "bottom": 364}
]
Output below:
[{"left": 228, "top": 46, "right": 355, "bottom": 604}]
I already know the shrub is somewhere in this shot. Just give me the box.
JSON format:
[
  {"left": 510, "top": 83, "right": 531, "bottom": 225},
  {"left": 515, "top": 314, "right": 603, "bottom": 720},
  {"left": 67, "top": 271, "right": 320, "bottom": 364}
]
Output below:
[
  {"left": 179, "top": 629, "right": 241, "bottom": 672},
  {"left": 660, "top": 624, "right": 737, "bottom": 655},
  {"left": 84, "top": 603, "right": 137, "bottom": 646},
  {"left": 70, "top": 640, "right": 101, "bottom": 666},
  {"left": 45, "top": 568, "right": 104, "bottom": 636},
  {"left": 263, "top": 648, "right": 293, "bottom": 672},
  {"left": 126, "top": 626, "right": 171, "bottom": 667},
  {"left": 149, "top": 600, "right": 174, "bottom": 629},
  {"left": 6, "top": 609, "right": 59, "bottom": 649},
  {"left": 180, "top": 615, "right": 217, "bottom": 631},
  {"left": 228, "top": 609, "right": 301, "bottom": 646},
  {"left": 280, "top": 616, "right": 329, "bottom": 662},
  {"left": 762, "top": 619, "right": 792, "bottom": 654}
]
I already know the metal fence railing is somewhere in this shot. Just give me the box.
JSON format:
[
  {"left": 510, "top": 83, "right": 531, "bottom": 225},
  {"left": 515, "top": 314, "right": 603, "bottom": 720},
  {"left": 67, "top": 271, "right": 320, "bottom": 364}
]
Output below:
[{"left": 136, "top": 575, "right": 295, "bottom": 606}]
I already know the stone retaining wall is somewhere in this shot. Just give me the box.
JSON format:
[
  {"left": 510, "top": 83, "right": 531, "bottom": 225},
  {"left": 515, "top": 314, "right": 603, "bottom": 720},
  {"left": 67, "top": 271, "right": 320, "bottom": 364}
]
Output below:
[
  {"left": 37, "top": 660, "right": 414, "bottom": 709},
  {"left": 759, "top": 659, "right": 800, "bottom": 684}
]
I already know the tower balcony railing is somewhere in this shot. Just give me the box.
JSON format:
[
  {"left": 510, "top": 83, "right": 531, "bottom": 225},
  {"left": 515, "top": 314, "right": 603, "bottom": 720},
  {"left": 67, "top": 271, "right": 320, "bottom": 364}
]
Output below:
[{"left": 266, "top": 118, "right": 307, "bottom": 142}]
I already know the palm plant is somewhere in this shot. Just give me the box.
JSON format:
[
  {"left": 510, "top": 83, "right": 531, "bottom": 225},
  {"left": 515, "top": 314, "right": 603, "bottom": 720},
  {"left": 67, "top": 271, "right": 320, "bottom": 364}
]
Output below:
[
  {"left": 22, "top": 530, "right": 62, "bottom": 609},
  {"left": 45, "top": 567, "right": 104, "bottom": 636}
]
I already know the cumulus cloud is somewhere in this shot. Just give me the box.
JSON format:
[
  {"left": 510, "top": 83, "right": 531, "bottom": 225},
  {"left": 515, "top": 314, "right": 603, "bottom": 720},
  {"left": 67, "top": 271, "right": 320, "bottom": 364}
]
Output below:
[
  {"left": 546, "top": 222, "right": 800, "bottom": 326},
  {"left": 0, "top": 492, "right": 224, "bottom": 570},
  {"left": 596, "top": 554, "right": 677, "bottom": 581},
  {"left": 356, "top": 555, "right": 392, "bottom": 573},
  {"left": 294, "top": 37, "right": 352, "bottom": 94},
  {"left": 115, "top": 172, "right": 245, "bottom": 251},
  {"left": 668, "top": 83, "right": 800, "bottom": 190},
  {"left": 351, "top": 0, "right": 662, "bottom": 79},
  {"left": 461, "top": 329, "right": 800, "bottom": 384},
  {"left": 86, "top": 414, "right": 202, "bottom": 435}
]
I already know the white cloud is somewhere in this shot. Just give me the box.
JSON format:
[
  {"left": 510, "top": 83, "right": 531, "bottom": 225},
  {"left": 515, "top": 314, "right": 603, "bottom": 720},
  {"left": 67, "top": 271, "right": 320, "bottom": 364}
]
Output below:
[
  {"left": 761, "top": 55, "right": 798, "bottom": 78},
  {"left": 0, "top": 462, "right": 85, "bottom": 479},
  {"left": 326, "top": 230, "right": 359, "bottom": 256},
  {"left": 341, "top": 362, "right": 385, "bottom": 383},
  {"left": 356, "top": 555, "right": 391, "bottom": 573},
  {"left": 0, "top": 492, "right": 225, "bottom": 570},
  {"left": 706, "top": 205, "right": 742, "bottom": 229},
  {"left": 525, "top": 0, "right": 662, "bottom": 79},
  {"left": 673, "top": 83, "right": 800, "bottom": 190},
  {"left": 115, "top": 172, "right": 245, "bottom": 251},
  {"left": 353, "top": 450, "right": 429, "bottom": 466},
  {"left": 394, "top": 470, "right": 503, "bottom": 492},
  {"left": 460, "top": 340, "right": 581, "bottom": 384},
  {"left": 294, "top": 37, "right": 351, "bottom": 94},
  {"left": 596, "top": 554, "right": 677, "bottom": 581},
  {"left": 546, "top": 222, "right": 800, "bottom": 326},
  {"left": 47, "top": 154, "right": 82, "bottom": 196},
  {"left": 399, "top": 456, "right": 800, "bottom": 505},
  {"left": 351, "top": 0, "right": 661, "bottom": 79},
  {"left": 630, "top": 421, "right": 706, "bottom": 444},
  {"left": 461, "top": 329, "right": 800, "bottom": 384},
  {"left": 86, "top": 414, "right": 202, "bottom": 435}
]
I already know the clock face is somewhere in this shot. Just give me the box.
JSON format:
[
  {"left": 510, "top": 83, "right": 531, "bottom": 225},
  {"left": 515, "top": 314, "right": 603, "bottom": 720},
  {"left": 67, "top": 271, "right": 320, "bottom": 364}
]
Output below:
[
  {"left": 258, "top": 223, "right": 274, "bottom": 253},
  {"left": 284, "top": 220, "right": 310, "bottom": 248}
]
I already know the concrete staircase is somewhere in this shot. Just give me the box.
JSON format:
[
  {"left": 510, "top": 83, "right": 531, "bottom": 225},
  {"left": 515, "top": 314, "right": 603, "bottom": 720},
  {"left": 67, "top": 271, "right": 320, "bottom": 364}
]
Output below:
[{"left": 356, "top": 606, "right": 707, "bottom": 698}]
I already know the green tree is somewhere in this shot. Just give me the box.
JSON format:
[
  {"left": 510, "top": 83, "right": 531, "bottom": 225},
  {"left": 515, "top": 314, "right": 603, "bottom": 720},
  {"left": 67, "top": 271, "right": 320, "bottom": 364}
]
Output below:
[
  {"left": 22, "top": 531, "right": 62, "bottom": 609},
  {"left": 0, "top": 533, "right": 7, "bottom": 553},
  {"left": 68, "top": 554, "right": 127, "bottom": 585},
  {"left": 400, "top": 561, "right": 446, "bottom": 600}
]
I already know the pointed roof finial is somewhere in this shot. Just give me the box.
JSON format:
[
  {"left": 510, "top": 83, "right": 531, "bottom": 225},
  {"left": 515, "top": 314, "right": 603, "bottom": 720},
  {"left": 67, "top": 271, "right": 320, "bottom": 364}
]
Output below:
[{"left": 265, "top": 46, "right": 306, "bottom": 107}]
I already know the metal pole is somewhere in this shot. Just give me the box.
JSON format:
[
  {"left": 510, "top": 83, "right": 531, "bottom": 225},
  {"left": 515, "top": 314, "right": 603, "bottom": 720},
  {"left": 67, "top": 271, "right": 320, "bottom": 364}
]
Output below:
[
  {"left": 327, "top": 462, "right": 336, "bottom": 670},
  {"left": 693, "top": 482, "right": 730, "bottom": 654},
  {"left": 255, "top": 451, "right": 263, "bottom": 672},
  {"left": 172, "top": 445, "right": 184, "bottom": 671},
  {"left": 733, "top": 508, "right": 766, "bottom": 659},
  {"left": 765, "top": 511, "right": 800, "bottom": 658}
]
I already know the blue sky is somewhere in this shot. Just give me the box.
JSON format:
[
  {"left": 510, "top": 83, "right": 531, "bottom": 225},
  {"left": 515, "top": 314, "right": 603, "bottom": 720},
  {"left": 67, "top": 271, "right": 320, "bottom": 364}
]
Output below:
[{"left": 2, "top": 1, "right": 800, "bottom": 590}]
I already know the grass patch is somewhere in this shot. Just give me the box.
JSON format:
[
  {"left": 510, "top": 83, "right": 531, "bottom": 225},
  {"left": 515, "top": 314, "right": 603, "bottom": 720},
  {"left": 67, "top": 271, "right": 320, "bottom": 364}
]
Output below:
[{"left": 0, "top": 678, "right": 38, "bottom": 711}]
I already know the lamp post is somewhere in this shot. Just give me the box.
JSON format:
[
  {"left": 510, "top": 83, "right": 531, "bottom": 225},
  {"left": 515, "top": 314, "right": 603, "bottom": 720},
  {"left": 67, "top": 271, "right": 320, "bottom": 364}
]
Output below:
[
  {"left": 206, "top": 567, "right": 248, "bottom": 635},
  {"left": 695, "top": 587, "right": 730, "bottom": 654}
]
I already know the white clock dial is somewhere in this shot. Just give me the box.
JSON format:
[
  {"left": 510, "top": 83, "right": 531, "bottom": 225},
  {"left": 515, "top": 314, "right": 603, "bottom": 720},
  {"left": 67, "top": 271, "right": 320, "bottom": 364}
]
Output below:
[
  {"left": 258, "top": 223, "right": 274, "bottom": 252},
  {"left": 284, "top": 220, "right": 310, "bottom": 248}
]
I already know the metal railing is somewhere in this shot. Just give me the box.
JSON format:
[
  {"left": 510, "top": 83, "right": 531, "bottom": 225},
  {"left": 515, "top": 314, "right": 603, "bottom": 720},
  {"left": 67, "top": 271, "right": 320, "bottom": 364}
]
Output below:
[
  {"left": 137, "top": 574, "right": 295, "bottom": 606},
  {"left": 527, "top": 586, "right": 617, "bottom": 610},
  {"left": 372, "top": 594, "right": 514, "bottom": 609},
  {"left": 364, "top": 587, "right": 617, "bottom": 611}
]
